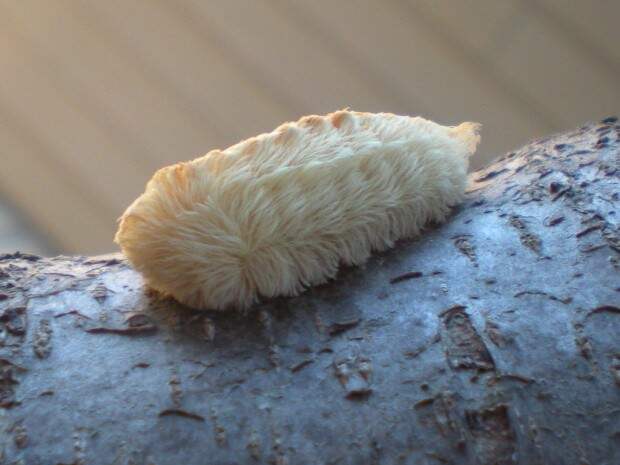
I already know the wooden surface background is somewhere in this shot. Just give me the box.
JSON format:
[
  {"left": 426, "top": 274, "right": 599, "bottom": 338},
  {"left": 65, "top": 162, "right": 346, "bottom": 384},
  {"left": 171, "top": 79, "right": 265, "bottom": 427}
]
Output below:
[{"left": 0, "top": 0, "right": 618, "bottom": 255}]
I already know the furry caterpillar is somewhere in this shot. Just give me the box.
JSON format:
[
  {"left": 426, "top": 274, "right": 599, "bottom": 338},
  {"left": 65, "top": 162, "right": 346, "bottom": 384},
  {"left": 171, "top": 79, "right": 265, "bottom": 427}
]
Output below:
[{"left": 115, "top": 110, "right": 480, "bottom": 311}]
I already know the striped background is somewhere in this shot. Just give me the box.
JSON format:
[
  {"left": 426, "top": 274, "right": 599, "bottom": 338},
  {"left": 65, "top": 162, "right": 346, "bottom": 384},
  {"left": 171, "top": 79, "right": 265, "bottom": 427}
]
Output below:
[{"left": 0, "top": 0, "right": 618, "bottom": 255}]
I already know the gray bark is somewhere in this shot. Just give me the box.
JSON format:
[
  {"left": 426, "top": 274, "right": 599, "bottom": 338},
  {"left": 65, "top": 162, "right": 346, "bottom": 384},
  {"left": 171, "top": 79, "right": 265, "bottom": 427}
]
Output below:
[{"left": 1, "top": 118, "right": 619, "bottom": 465}]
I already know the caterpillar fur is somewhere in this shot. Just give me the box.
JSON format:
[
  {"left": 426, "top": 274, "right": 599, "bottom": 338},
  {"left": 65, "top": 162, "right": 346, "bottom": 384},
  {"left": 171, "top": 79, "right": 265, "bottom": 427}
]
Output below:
[{"left": 115, "top": 110, "right": 480, "bottom": 311}]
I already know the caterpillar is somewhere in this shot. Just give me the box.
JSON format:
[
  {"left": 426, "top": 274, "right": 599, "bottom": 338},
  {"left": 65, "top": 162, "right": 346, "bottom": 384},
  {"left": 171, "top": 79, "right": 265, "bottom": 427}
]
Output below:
[{"left": 115, "top": 110, "right": 480, "bottom": 311}]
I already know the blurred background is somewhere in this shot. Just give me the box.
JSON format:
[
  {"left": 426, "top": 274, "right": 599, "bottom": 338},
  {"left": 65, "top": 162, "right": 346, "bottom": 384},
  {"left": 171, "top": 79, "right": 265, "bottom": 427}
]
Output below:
[{"left": 0, "top": 0, "right": 618, "bottom": 256}]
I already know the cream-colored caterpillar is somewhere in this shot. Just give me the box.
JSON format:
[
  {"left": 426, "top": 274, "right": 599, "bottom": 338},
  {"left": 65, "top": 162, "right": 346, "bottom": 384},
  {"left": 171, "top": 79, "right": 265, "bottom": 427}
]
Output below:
[{"left": 115, "top": 110, "right": 480, "bottom": 311}]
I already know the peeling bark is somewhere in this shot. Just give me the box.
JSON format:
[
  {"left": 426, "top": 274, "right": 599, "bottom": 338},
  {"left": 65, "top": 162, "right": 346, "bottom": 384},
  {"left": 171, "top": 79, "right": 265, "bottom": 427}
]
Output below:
[{"left": 1, "top": 120, "right": 619, "bottom": 464}]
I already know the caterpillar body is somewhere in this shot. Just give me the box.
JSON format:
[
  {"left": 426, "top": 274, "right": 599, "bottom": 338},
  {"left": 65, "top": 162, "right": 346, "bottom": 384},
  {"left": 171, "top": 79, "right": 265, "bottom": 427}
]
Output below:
[{"left": 115, "top": 110, "right": 480, "bottom": 311}]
